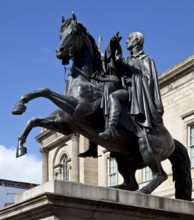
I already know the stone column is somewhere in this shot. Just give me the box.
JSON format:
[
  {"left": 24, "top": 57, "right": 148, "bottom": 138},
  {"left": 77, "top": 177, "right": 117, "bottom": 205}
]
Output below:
[
  {"left": 40, "top": 147, "right": 48, "bottom": 183},
  {"left": 71, "top": 133, "right": 80, "bottom": 182}
]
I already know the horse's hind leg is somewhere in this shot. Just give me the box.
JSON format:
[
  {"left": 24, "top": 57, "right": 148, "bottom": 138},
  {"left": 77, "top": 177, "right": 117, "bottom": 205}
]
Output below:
[
  {"left": 111, "top": 152, "right": 139, "bottom": 191},
  {"left": 137, "top": 137, "right": 168, "bottom": 194}
]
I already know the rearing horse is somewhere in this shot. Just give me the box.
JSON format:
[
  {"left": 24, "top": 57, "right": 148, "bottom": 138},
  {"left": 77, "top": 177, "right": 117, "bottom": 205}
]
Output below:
[{"left": 12, "top": 13, "right": 192, "bottom": 201}]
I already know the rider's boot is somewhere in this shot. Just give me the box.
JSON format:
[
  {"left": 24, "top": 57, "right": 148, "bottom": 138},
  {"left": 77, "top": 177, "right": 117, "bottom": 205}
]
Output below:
[
  {"left": 98, "top": 125, "right": 119, "bottom": 139},
  {"left": 98, "top": 105, "right": 120, "bottom": 139},
  {"left": 77, "top": 141, "right": 98, "bottom": 158}
]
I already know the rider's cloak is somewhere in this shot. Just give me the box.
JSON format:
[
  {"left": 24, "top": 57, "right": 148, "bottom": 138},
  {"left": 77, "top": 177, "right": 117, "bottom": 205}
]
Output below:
[{"left": 127, "top": 52, "right": 164, "bottom": 129}]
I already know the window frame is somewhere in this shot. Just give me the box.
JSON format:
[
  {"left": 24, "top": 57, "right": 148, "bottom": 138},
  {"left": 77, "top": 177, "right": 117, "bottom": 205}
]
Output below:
[
  {"left": 143, "top": 166, "right": 153, "bottom": 181},
  {"left": 61, "top": 154, "right": 70, "bottom": 181},
  {"left": 107, "top": 157, "right": 118, "bottom": 187},
  {"left": 188, "top": 124, "right": 194, "bottom": 168}
]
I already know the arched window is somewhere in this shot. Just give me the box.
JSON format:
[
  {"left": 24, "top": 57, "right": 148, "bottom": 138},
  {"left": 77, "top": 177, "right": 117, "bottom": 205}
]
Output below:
[{"left": 62, "top": 154, "right": 69, "bottom": 181}]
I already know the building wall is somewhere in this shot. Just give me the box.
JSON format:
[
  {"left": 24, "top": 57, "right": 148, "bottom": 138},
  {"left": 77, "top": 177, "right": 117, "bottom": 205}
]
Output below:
[
  {"left": 36, "top": 55, "right": 194, "bottom": 199},
  {"left": 0, "top": 179, "right": 37, "bottom": 208},
  {"left": 37, "top": 131, "right": 98, "bottom": 185}
]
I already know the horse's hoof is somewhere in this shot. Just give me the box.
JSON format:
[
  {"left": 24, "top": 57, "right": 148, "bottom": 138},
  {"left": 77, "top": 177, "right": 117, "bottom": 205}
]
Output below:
[
  {"left": 12, "top": 103, "right": 26, "bottom": 115},
  {"left": 136, "top": 188, "right": 150, "bottom": 194},
  {"left": 16, "top": 146, "right": 27, "bottom": 158},
  {"left": 111, "top": 183, "right": 130, "bottom": 190}
]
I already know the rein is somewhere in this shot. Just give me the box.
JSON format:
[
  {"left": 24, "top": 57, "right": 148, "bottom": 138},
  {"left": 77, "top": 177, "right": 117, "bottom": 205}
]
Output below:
[
  {"left": 73, "top": 66, "right": 92, "bottom": 81},
  {"left": 74, "top": 66, "right": 119, "bottom": 84}
]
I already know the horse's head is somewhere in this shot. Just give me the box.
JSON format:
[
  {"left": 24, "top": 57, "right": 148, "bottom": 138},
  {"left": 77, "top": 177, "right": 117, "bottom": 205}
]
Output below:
[
  {"left": 56, "top": 13, "right": 103, "bottom": 80},
  {"left": 56, "top": 13, "right": 87, "bottom": 65}
]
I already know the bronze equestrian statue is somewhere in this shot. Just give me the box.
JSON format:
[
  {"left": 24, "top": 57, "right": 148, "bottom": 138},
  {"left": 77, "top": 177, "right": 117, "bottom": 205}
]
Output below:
[{"left": 12, "top": 13, "right": 192, "bottom": 201}]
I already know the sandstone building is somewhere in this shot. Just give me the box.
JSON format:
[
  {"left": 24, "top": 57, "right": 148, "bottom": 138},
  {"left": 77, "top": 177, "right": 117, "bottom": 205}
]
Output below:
[{"left": 36, "top": 55, "right": 194, "bottom": 200}]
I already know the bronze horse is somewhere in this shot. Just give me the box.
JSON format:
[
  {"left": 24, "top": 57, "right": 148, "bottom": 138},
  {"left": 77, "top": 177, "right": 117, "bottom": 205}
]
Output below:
[{"left": 12, "top": 13, "right": 192, "bottom": 200}]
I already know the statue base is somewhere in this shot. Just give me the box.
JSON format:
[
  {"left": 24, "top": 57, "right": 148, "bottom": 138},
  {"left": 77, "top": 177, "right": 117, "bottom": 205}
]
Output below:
[{"left": 0, "top": 180, "right": 193, "bottom": 220}]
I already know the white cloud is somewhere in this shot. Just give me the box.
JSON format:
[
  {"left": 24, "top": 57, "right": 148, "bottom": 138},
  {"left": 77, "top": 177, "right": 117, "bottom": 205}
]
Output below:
[{"left": 0, "top": 145, "right": 41, "bottom": 184}]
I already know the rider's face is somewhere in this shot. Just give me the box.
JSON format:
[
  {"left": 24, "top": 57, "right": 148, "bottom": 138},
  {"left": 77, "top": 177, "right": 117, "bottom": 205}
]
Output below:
[{"left": 126, "top": 34, "right": 138, "bottom": 50}]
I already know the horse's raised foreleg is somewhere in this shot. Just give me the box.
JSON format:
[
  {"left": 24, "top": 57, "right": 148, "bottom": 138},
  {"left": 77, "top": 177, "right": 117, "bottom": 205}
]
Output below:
[{"left": 12, "top": 88, "right": 77, "bottom": 115}]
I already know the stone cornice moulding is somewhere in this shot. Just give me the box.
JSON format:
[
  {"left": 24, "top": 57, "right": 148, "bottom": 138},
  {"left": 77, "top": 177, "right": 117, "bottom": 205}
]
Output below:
[{"left": 159, "top": 54, "right": 194, "bottom": 88}]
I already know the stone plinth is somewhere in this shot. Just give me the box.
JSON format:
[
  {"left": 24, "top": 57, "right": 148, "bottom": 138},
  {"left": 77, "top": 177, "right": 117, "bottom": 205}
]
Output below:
[{"left": 0, "top": 180, "right": 194, "bottom": 220}]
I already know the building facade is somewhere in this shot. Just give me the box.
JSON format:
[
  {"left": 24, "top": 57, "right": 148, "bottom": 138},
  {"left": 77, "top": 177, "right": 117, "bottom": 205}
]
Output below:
[
  {"left": 36, "top": 55, "right": 194, "bottom": 200},
  {"left": 0, "top": 179, "right": 37, "bottom": 208}
]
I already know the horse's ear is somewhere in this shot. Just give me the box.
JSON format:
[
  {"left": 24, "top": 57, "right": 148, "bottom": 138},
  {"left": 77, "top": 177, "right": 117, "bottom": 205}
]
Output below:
[
  {"left": 62, "top": 16, "right": 65, "bottom": 23},
  {"left": 72, "top": 12, "right": 77, "bottom": 22}
]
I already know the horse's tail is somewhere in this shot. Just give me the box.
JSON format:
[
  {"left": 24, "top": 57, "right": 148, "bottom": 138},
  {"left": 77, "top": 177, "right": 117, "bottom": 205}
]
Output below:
[{"left": 168, "top": 139, "right": 192, "bottom": 201}]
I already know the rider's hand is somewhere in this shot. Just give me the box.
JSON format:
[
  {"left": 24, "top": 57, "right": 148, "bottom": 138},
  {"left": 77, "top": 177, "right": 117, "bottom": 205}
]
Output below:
[
  {"left": 115, "top": 49, "right": 122, "bottom": 60},
  {"left": 158, "top": 108, "right": 164, "bottom": 116},
  {"left": 110, "top": 32, "right": 122, "bottom": 45},
  {"left": 125, "top": 77, "right": 132, "bottom": 85}
]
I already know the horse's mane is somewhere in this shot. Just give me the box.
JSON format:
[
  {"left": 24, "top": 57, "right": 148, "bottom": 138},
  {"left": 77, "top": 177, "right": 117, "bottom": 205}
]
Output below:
[
  {"left": 88, "top": 34, "right": 103, "bottom": 73},
  {"left": 61, "top": 18, "right": 103, "bottom": 80},
  {"left": 77, "top": 22, "right": 103, "bottom": 77}
]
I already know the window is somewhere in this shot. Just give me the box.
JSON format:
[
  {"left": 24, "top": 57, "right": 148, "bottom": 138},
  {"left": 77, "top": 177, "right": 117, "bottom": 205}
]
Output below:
[
  {"left": 188, "top": 125, "right": 194, "bottom": 167},
  {"left": 107, "top": 157, "right": 118, "bottom": 186},
  {"left": 144, "top": 166, "right": 153, "bottom": 181},
  {"left": 62, "top": 154, "right": 69, "bottom": 181}
]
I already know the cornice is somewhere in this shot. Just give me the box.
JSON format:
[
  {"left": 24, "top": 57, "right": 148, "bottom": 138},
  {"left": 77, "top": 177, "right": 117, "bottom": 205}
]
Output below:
[
  {"left": 35, "top": 129, "right": 55, "bottom": 143},
  {"left": 40, "top": 134, "right": 71, "bottom": 151},
  {"left": 159, "top": 55, "right": 194, "bottom": 88}
]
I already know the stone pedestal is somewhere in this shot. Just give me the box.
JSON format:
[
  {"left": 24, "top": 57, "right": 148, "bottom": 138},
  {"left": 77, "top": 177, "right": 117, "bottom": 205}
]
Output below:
[{"left": 0, "top": 180, "right": 194, "bottom": 220}]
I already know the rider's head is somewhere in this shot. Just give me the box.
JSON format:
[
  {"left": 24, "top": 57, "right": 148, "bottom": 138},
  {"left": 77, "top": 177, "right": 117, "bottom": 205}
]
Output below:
[{"left": 126, "top": 32, "right": 144, "bottom": 51}]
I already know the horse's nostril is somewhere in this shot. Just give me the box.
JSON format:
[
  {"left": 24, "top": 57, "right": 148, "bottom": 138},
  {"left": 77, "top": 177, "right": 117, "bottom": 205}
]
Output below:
[{"left": 60, "top": 47, "right": 64, "bottom": 52}]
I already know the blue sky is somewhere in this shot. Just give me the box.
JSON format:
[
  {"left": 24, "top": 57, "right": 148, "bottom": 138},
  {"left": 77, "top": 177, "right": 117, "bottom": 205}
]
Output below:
[{"left": 0, "top": 0, "right": 194, "bottom": 163}]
